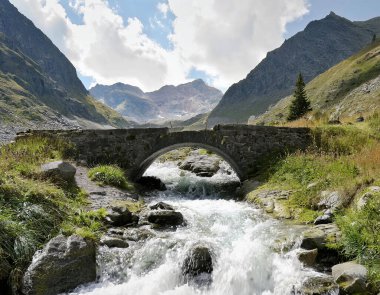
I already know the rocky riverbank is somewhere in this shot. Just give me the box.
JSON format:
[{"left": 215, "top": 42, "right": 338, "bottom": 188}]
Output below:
[{"left": 242, "top": 179, "right": 379, "bottom": 294}]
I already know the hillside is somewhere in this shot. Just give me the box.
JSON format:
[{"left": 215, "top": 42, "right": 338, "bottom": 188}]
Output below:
[
  {"left": 254, "top": 40, "right": 380, "bottom": 125},
  {"left": 208, "top": 12, "right": 377, "bottom": 126},
  {"left": 90, "top": 79, "right": 223, "bottom": 123},
  {"left": 0, "top": 0, "right": 130, "bottom": 129}
]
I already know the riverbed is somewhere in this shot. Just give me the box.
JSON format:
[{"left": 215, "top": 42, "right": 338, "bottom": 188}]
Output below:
[{"left": 70, "top": 160, "right": 338, "bottom": 295}]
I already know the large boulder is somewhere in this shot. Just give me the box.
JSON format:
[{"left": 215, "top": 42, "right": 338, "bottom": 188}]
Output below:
[
  {"left": 332, "top": 261, "right": 368, "bottom": 294},
  {"left": 297, "top": 249, "right": 318, "bottom": 267},
  {"left": 300, "top": 224, "right": 342, "bottom": 267},
  {"left": 149, "top": 202, "right": 174, "bottom": 211},
  {"left": 317, "top": 191, "right": 344, "bottom": 210},
  {"left": 41, "top": 161, "right": 76, "bottom": 181},
  {"left": 248, "top": 190, "right": 292, "bottom": 218},
  {"left": 105, "top": 206, "right": 133, "bottom": 227},
  {"left": 297, "top": 275, "right": 339, "bottom": 295},
  {"left": 182, "top": 245, "right": 213, "bottom": 285},
  {"left": 22, "top": 235, "right": 96, "bottom": 295},
  {"left": 100, "top": 235, "right": 129, "bottom": 248},
  {"left": 179, "top": 154, "right": 220, "bottom": 177},
  {"left": 136, "top": 176, "right": 166, "bottom": 191},
  {"left": 147, "top": 210, "right": 184, "bottom": 226}
]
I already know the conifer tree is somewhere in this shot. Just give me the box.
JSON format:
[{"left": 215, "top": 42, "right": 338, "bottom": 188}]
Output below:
[
  {"left": 287, "top": 73, "right": 311, "bottom": 121},
  {"left": 373, "top": 34, "right": 377, "bottom": 43}
]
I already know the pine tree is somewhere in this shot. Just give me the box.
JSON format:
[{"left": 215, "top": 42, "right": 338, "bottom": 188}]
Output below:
[
  {"left": 287, "top": 73, "right": 311, "bottom": 121},
  {"left": 373, "top": 34, "right": 377, "bottom": 43}
]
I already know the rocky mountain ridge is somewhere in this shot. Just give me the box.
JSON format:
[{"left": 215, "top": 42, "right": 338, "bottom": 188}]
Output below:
[
  {"left": 90, "top": 79, "right": 223, "bottom": 123},
  {"left": 208, "top": 12, "right": 379, "bottom": 125},
  {"left": 253, "top": 40, "right": 380, "bottom": 125},
  {"left": 0, "top": 0, "right": 130, "bottom": 132}
]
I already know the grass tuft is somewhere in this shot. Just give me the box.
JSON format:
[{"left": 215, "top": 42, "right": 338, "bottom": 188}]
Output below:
[
  {"left": 88, "top": 165, "right": 133, "bottom": 190},
  {"left": 0, "top": 136, "right": 101, "bottom": 293}
]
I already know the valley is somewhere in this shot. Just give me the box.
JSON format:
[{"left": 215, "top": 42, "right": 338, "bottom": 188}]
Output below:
[{"left": 0, "top": 1, "right": 379, "bottom": 295}]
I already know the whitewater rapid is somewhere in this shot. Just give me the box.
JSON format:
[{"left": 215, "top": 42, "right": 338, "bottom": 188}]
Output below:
[{"left": 70, "top": 161, "right": 336, "bottom": 295}]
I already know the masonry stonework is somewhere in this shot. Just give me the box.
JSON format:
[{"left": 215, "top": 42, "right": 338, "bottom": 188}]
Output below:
[{"left": 17, "top": 125, "right": 312, "bottom": 181}]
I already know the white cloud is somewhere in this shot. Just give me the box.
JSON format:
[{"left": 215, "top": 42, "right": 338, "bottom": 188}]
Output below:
[
  {"left": 168, "top": 0, "right": 309, "bottom": 89},
  {"left": 9, "top": 0, "right": 309, "bottom": 91},
  {"left": 157, "top": 2, "right": 169, "bottom": 18}
]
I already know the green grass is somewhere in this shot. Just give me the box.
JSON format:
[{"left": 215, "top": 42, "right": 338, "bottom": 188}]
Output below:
[
  {"left": 0, "top": 136, "right": 104, "bottom": 292},
  {"left": 254, "top": 41, "right": 380, "bottom": 125},
  {"left": 88, "top": 165, "right": 133, "bottom": 190},
  {"left": 248, "top": 124, "right": 380, "bottom": 284},
  {"left": 367, "top": 112, "right": 380, "bottom": 135},
  {"left": 336, "top": 194, "right": 380, "bottom": 289}
]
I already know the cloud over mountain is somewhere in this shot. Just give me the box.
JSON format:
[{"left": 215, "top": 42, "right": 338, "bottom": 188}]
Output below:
[{"left": 10, "top": 0, "right": 309, "bottom": 91}]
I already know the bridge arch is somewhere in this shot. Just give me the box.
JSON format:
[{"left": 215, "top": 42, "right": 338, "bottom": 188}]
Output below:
[
  {"left": 135, "top": 142, "right": 244, "bottom": 181},
  {"left": 16, "top": 125, "right": 312, "bottom": 183}
]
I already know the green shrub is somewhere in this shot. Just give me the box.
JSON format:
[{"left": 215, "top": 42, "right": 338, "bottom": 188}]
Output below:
[
  {"left": 336, "top": 195, "right": 380, "bottom": 288},
  {"left": 88, "top": 165, "right": 133, "bottom": 190}
]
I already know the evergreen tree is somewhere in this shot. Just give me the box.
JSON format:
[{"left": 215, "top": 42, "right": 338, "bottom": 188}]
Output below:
[
  {"left": 373, "top": 34, "right": 377, "bottom": 43},
  {"left": 287, "top": 73, "right": 311, "bottom": 121}
]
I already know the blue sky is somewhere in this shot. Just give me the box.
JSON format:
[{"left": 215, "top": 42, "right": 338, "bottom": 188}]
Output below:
[
  {"left": 11, "top": 0, "right": 380, "bottom": 91},
  {"left": 286, "top": 0, "right": 380, "bottom": 39}
]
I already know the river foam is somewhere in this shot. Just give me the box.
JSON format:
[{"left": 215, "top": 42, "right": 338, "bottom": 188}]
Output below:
[{"left": 70, "top": 160, "right": 337, "bottom": 295}]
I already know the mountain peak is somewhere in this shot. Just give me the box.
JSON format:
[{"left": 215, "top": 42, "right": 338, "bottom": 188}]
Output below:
[
  {"left": 191, "top": 79, "right": 206, "bottom": 85},
  {"left": 208, "top": 12, "right": 375, "bottom": 125}
]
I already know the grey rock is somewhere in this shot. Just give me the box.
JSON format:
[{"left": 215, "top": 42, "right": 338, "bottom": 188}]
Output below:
[
  {"left": 301, "top": 224, "right": 342, "bottom": 267},
  {"left": 317, "top": 191, "right": 344, "bottom": 210},
  {"left": 332, "top": 261, "right": 368, "bottom": 294},
  {"left": 297, "top": 249, "right": 318, "bottom": 266},
  {"left": 357, "top": 187, "right": 380, "bottom": 210},
  {"left": 301, "top": 224, "right": 341, "bottom": 250},
  {"left": 149, "top": 202, "right": 174, "bottom": 211},
  {"left": 179, "top": 154, "right": 220, "bottom": 177},
  {"left": 123, "top": 227, "right": 155, "bottom": 242},
  {"left": 105, "top": 206, "right": 133, "bottom": 227},
  {"left": 297, "top": 275, "right": 339, "bottom": 295},
  {"left": 41, "top": 161, "right": 76, "bottom": 181},
  {"left": 369, "top": 186, "right": 380, "bottom": 193},
  {"left": 148, "top": 210, "right": 184, "bottom": 226},
  {"left": 357, "top": 192, "right": 373, "bottom": 210},
  {"left": 22, "top": 235, "right": 96, "bottom": 295},
  {"left": 182, "top": 245, "right": 213, "bottom": 285},
  {"left": 100, "top": 236, "right": 129, "bottom": 248},
  {"left": 314, "top": 211, "right": 333, "bottom": 225}
]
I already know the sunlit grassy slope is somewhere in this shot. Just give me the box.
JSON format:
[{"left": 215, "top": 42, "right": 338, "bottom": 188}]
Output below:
[{"left": 254, "top": 40, "right": 380, "bottom": 125}]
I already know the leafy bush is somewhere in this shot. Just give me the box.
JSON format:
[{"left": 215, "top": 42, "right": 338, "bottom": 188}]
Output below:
[
  {"left": 336, "top": 195, "right": 380, "bottom": 288},
  {"left": 88, "top": 165, "right": 133, "bottom": 190}
]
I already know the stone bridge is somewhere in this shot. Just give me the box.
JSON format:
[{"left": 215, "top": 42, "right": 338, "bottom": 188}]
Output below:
[{"left": 17, "top": 125, "right": 312, "bottom": 181}]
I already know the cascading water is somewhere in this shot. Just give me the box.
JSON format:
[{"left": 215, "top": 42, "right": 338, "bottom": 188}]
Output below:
[{"left": 70, "top": 158, "right": 338, "bottom": 295}]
